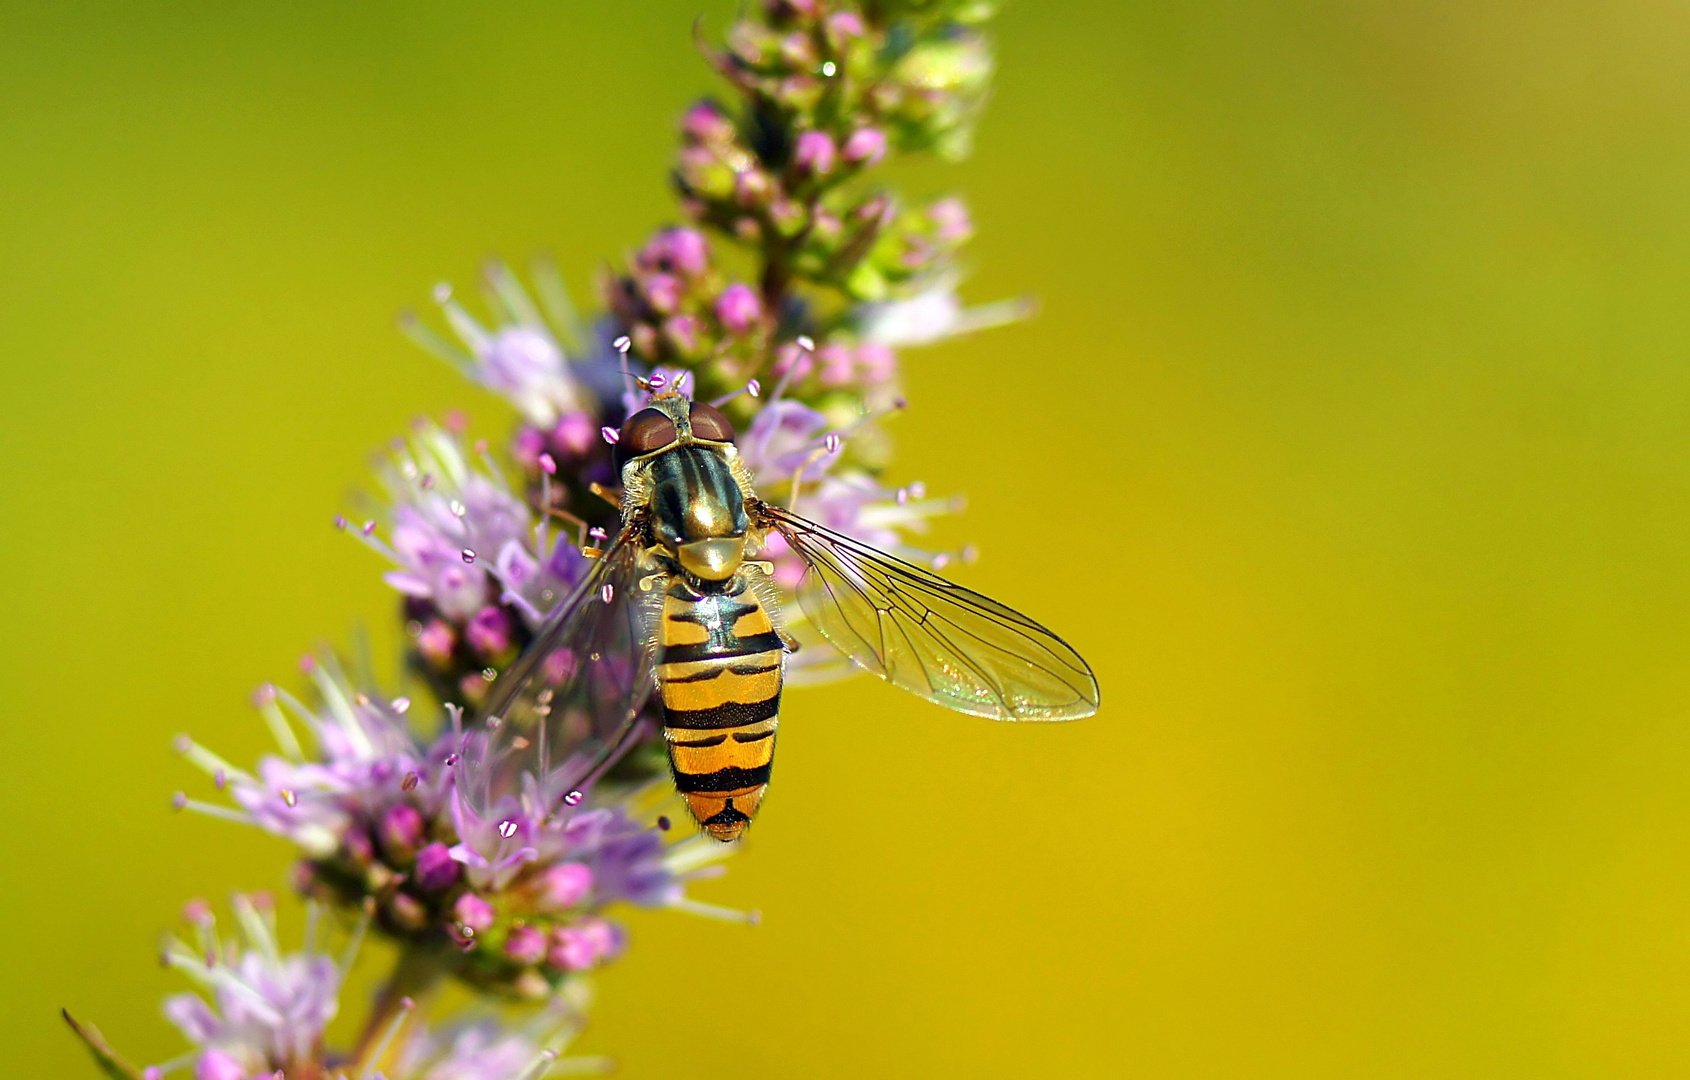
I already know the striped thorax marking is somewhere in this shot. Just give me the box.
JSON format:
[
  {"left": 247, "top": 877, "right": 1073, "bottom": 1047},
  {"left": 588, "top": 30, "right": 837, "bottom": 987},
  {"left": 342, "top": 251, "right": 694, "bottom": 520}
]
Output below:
[{"left": 657, "top": 575, "right": 784, "bottom": 841}]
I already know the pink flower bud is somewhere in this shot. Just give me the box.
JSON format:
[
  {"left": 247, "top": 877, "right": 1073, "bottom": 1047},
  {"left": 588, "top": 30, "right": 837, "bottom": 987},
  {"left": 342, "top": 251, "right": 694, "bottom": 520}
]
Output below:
[
  {"left": 181, "top": 899, "right": 213, "bottom": 926},
  {"left": 552, "top": 411, "right": 596, "bottom": 457},
  {"left": 715, "top": 283, "right": 763, "bottom": 335},
  {"left": 675, "top": 144, "right": 733, "bottom": 198},
  {"left": 379, "top": 803, "right": 425, "bottom": 856},
  {"left": 465, "top": 605, "right": 513, "bottom": 657},
  {"left": 664, "top": 228, "right": 709, "bottom": 276},
  {"left": 734, "top": 168, "right": 773, "bottom": 207},
  {"left": 195, "top": 1050, "right": 246, "bottom": 1080},
  {"left": 547, "top": 925, "right": 597, "bottom": 971},
  {"left": 642, "top": 273, "right": 682, "bottom": 315},
  {"left": 809, "top": 210, "right": 843, "bottom": 245},
  {"left": 415, "top": 619, "right": 456, "bottom": 666},
  {"left": 513, "top": 425, "right": 545, "bottom": 468},
  {"left": 505, "top": 924, "right": 548, "bottom": 965},
  {"left": 414, "top": 841, "right": 461, "bottom": 892},
  {"left": 827, "top": 11, "right": 865, "bottom": 38},
  {"left": 856, "top": 341, "right": 897, "bottom": 383},
  {"left": 930, "top": 196, "right": 973, "bottom": 243},
  {"left": 537, "top": 862, "right": 594, "bottom": 909},
  {"left": 548, "top": 917, "right": 623, "bottom": 972},
  {"left": 578, "top": 917, "right": 621, "bottom": 959},
  {"left": 818, "top": 344, "right": 856, "bottom": 387},
  {"left": 344, "top": 826, "right": 375, "bottom": 866},
  {"left": 778, "top": 31, "right": 818, "bottom": 68},
  {"left": 665, "top": 314, "right": 703, "bottom": 355},
  {"left": 842, "top": 127, "right": 888, "bottom": 167},
  {"left": 793, "top": 130, "right": 837, "bottom": 175},
  {"left": 681, "top": 100, "right": 734, "bottom": 144},
  {"left": 852, "top": 192, "right": 895, "bottom": 227},
  {"left": 453, "top": 892, "right": 495, "bottom": 933}
]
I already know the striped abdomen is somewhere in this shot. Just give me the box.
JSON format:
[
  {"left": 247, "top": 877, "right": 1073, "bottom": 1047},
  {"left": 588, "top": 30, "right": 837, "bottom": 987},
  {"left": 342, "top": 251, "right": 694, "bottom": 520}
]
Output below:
[{"left": 657, "top": 575, "right": 784, "bottom": 841}]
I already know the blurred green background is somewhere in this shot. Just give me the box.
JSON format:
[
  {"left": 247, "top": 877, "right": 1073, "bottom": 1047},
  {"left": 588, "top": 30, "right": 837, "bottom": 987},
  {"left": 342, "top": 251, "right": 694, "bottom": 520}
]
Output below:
[{"left": 5, "top": 0, "right": 1690, "bottom": 1075}]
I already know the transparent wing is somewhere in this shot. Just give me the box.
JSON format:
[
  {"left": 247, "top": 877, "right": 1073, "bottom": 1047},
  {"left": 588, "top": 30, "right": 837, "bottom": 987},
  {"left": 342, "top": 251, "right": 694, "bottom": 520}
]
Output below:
[
  {"left": 454, "top": 528, "right": 662, "bottom": 818},
  {"left": 757, "top": 503, "right": 1100, "bottom": 721}
]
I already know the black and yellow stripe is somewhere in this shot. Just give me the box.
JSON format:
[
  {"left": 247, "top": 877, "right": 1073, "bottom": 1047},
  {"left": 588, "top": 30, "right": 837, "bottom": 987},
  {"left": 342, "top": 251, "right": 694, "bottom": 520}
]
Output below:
[{"left": 658, "top": 577, "right": 783, "bottom": 841}]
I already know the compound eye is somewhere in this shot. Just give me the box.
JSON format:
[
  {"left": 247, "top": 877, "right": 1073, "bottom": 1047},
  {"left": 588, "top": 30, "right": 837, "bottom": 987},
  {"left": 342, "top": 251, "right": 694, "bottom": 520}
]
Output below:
[
  {"left": 688, "top": 401, "right": 736, "bottom": 442},
  {"left": 621, "top": 408, "right": 678, "bottom": 455}
]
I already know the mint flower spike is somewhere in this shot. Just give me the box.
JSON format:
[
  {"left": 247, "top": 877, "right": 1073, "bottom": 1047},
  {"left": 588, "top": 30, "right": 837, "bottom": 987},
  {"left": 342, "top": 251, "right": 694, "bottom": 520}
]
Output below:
[
  {"left": 173, "top": 653, "right": 741, "bottom": 1004},
  {"left": 144, "top": 896, "right": 607, "bottom": 1080},
  {"left": 84, "top": 2, "right": 1038, "bottom": 1074},
  {"left": 158, "top": 894, "right": 347, "bottom": 1080}
]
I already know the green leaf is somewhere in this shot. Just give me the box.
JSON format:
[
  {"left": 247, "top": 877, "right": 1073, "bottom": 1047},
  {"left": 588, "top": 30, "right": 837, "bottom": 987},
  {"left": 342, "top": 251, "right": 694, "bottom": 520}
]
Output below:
[{"left": 61, "top": 1010, "right": 145, "bottom": 1080}]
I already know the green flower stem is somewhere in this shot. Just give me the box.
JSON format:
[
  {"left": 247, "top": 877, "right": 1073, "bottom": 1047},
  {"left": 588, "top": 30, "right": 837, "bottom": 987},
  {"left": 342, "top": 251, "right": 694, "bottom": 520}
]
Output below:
[{"left": 350, "top": 940, "right": 458, "bottom": 1074}]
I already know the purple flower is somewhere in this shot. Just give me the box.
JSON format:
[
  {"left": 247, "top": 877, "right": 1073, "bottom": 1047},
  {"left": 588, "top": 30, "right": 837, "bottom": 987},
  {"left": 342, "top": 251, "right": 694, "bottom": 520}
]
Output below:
[
  {"left": 390, "top": 994, "right": 608, "bottom": 1080},
  {"left": 407, "top": 266, "right": 593, "bottom": 428},
  {"left": 154, "top": 898, "right": 611, "bottom": 1080},
  {"left": 446, "top": 787, "right": 542, "bottom": 892},
  {"left": 739, "top": 400, "right": 845, "bottom": 484},
  {"left": 160, "top": 896, "right": 344, "bottom": 1079},
  {"left": 348, "top": 424, "right": 586, "bottom": 629},
  {"left": 174, "top": 655, "right": 741, "bottom": 1007}
]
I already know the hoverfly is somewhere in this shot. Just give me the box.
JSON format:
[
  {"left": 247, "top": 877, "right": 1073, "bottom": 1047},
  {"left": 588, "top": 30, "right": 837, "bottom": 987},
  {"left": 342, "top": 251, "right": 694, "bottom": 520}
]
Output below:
[{"left": 454, "top": 382, "right": 1100, "bottom": 841}]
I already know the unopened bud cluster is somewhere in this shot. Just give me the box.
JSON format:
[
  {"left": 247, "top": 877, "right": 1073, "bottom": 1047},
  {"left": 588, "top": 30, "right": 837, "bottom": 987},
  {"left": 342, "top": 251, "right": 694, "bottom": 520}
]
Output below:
[{"left": 611, "top": 0, "right": 999, "bottom": 430}]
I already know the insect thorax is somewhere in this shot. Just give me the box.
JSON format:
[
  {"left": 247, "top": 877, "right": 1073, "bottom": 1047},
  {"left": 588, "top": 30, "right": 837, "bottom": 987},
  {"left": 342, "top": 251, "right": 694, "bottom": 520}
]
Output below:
[{"left": 624, "top": 442, "right": 758, "bottom": 582}]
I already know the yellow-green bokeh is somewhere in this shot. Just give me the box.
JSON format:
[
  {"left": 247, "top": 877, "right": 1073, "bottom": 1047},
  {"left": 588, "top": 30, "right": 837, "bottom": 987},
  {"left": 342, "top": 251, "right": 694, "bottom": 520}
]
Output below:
[{"left": 6, "top": 1, "right": 1690, "bottom": 1075}]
